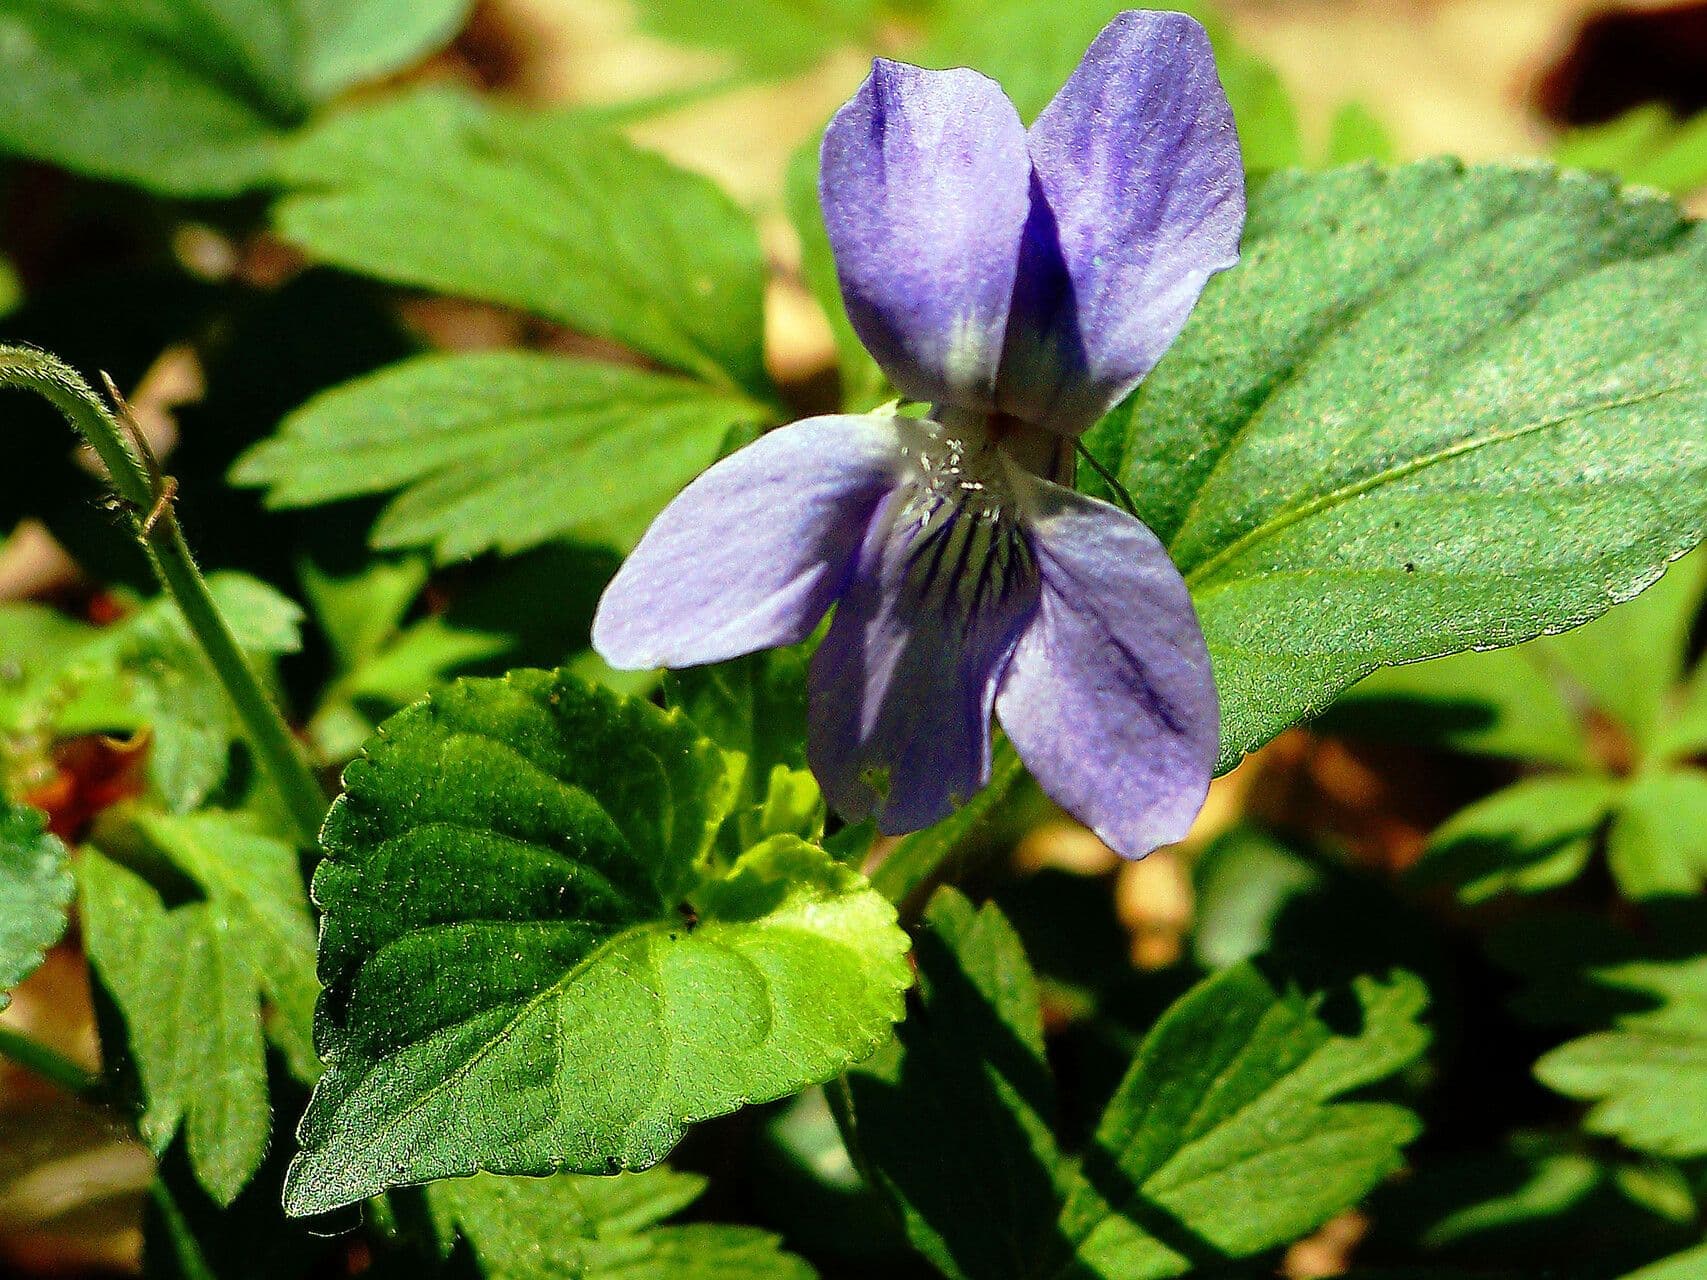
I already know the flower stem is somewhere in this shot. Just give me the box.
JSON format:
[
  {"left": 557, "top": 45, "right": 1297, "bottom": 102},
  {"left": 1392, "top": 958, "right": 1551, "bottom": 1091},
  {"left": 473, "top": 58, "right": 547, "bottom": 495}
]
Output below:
[
  {"left": 1074, "top": 440, "right": 1142, "bottom": 518},
  {"left": 0, "top": 346, "right": 328, "bottom": 847},
  {"left": 0, "top": 1024, "right": 100, "bottom": 1096}
]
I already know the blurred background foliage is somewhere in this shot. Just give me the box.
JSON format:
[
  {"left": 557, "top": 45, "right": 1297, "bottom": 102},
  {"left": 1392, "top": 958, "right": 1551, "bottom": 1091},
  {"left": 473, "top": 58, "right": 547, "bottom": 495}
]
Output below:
[{"left": 0, "top": 1, "right": 1705, "bottom": 1278}]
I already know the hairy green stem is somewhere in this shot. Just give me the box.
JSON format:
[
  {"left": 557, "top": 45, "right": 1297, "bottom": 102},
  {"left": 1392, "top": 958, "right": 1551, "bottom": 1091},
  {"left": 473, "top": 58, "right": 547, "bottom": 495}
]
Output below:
[
  {"left": 0, "top": 1024, "right": 100, "bottom": 1096},
  {"left": 0, "top": 346, "right": 328, "bottom": 846}
]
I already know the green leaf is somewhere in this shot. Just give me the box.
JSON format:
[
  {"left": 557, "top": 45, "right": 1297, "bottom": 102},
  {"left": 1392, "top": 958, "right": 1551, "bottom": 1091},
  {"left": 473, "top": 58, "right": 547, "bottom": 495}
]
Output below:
[
  {"left": 5, "top": 574, "right": 302, "bottom": 812},
  {"left": 79, "top": 850, "right": 270, "bottom": 1206},
  {"left": 846, "top": 890, "right": 1068, "bottom": 1280},
  {"left": 234, "top": 351, "right": 759, "bottom": 562},
  {"left": 1324, "top": 101, "right": 1396, "bottom": 166},
  {"left": 1541, "top": 550, "right": 1706, "bottom": 747},
  {"left": 1556, "top": 106, "right": 1707, "bottom": 199},
  {"left": 0, "top": 800, "right": 72, "bottom": 1011},
  {"left": 1059, "top": 961, "right": 1429, "bottom": 1278},
  {"left": 1606, "top": 770, "right": 1707, "bottom": 899},
  {"left": 1087, "top": 161, "right": 1707, "bottom": 772},
  {"left": 283, "top": 669, "right": 910, "bottom": 1215},
  {"left": 1626, "top": 1244, "right": 1707, "bottom": 1280},
  {"left": 299, "top": 555, "right": 509, "bottom": 762},
  {"left": 633, "top": 0, "right": 876, "bottom": 74},
  {"left": 665, "top": 645, "right": 814, "bottom": 849},
  {"left": 275, "top": 90, "right": 775, "bottom": 399},
  {"left": 1537, "top": 954, "right": 1707, "bottom": 1157},
  {"left": 1417, "top": 776, "right": 1621, "bottom": 903},
  {"left": 0, "top": 0, "right": 470, "bottom": 195},
  {"left": 428, "top": 1165, "right": 815, "bottom": 1279},
  {"left": 1369, "top": 1132, "right": 1696, "bottom": 1272},
  {"left": 130, "top": 809, "right": 320, "bottom": 1080},
  {"left": 1322, "top": 646, "right": 1588, "bottom": 768}
]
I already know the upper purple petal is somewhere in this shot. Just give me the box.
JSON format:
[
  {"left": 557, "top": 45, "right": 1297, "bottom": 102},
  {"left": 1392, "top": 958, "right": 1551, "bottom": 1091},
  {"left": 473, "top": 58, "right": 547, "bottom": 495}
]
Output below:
[
  {"left": 809, "top": 478, "right": 1040, "bottom": 833},
  {"left": 821, "top": 59, "right": 1032, "bottom": 409},
  {"left": 996, "top": 10, "right": 1245, "bottom": 437},
  {"left": 996, "top": 475, "right": 1217, "bottom": 858},
  {"left": 592, "top": 414, "right": 903, "bottom": 670}
]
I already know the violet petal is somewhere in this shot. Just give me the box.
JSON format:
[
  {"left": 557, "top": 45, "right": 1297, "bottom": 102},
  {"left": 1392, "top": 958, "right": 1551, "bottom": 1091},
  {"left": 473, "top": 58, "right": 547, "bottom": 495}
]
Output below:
[
  {"left": 809, "top": 485, "right": 1041, "bottom": 833},
  {"left": 999, "top": 10, "right": 1245, "bottom": 437},
  {"left": 996, "top": 475, "right": 1217, "bottom": 857},
  {"left": 821, "top": 59, "right": 1032, "bottom": 409},
  {"left": 592, "top": 414, "right": 903, "bottom": 670}
]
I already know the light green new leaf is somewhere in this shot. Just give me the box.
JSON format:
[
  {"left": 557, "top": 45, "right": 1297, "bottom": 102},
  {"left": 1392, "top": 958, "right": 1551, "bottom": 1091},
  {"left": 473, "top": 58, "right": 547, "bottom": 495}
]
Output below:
[
  {"left": 283, "top": 670, "right": 910, "bottom": 1216},
  {"left": 633, "top": 0, "right": 877, "bottom": 74},
  {"left": 0, "top": 0, "right": 471, "bottom": 195},
  {"left": 1059, "top": 962, "right": 1429, "bottom": 1278},
  {"left": 1323, "top": 646, "right": 1588, "bottom": 768},
  {"left": 0, "top": 801, "right": 72, "bottom": 1012},
  {"left": 1416, "top": 776, "right": 1622, "bottom": 903},
  {"left": 1606, "top": 771, "right": 1707, "bottom": 900},
  {"left": 1537, "top": 954, "right": 1707, "bottom": 1158},
  {"left": 298, "top": 556, "right": 508, "bottom": 762},
  {"left": 429, "top": 1165, "right": 814, "bottom": 1279},
  {"left": 3, "top": 575, "right": 302, "bottom": 812},
  {"left": 80, "top": 850, "right": 270, "bottom": 1207},
  {"left": 234, "top": 351, "right": 760, "bottom": 562},
  {"left": 1541, "top": 551, "right": 1706, "bottom": 746},
  {"left": 1556, "top": 106, "right": 1707, "bottom": 199},
  {"left": 275, "top": 90, "right": 774, "bottom": 400},
  {"left": 847, "top": 890, "right": 1068, "bottom": 1280},
  {"left": 1087, "top": 161, "right": 1707, "bottom": 772}
]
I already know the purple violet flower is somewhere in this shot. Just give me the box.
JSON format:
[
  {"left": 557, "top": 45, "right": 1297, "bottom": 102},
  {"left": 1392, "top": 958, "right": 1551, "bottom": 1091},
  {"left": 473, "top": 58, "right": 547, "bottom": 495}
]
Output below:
[{"left": 593, "top": 11, "right": 1244, "bottom": 858}]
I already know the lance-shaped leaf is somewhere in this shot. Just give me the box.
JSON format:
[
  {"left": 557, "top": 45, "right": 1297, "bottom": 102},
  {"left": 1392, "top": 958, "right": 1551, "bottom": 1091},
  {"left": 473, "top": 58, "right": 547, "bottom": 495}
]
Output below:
[
  {"left": 234, "top": 352, "right": 760, "bottom": 562},
  {"left": 283, "top": 669, "right": 910, "bottom": 1216},
  {"left": 1058, "top": 961, "right": 1430, "bottom": 1278},
  {"left": 428, "top": 1165, "right": 814, "bottom": 1279},
  {"left": 0, "top": 801, "right": 72, "bottom": 1012},
  {"left": 1085, "top": 161, "right": 1707, "bottom": 772},
  {"left": 1537, "top": 955, "right": 1707, "bottom": 1158},
  {"left": 846, "top": 890, "right": 1069, "bottom": 1280},
  {"left": 0, "top": 0, "right": 471, "bottom": 195},
  {"left": 273, "top": 90, "right": 774, "bottom": 400}
]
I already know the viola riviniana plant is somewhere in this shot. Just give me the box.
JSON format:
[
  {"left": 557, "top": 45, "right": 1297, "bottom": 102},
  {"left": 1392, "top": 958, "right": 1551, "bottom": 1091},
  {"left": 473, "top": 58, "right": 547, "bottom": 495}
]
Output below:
[{"left": 594, "top": 11, "right": 1244, "bottom": 858}]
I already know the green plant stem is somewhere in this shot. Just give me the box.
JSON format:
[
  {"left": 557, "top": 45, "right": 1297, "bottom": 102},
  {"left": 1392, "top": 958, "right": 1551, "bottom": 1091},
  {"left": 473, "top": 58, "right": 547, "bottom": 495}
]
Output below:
[
  {"left": 0, "top": 346, "right": 328, "bottom": 846},
  {"left": 149, "top": 1179, "right": 218, "bottom": 1280},
  {"left": 869, "top": 740, "right": 1026, "bottom": 906},
  {"left": 0, "top": 1024, "right": 99, "bottom": 1096}
]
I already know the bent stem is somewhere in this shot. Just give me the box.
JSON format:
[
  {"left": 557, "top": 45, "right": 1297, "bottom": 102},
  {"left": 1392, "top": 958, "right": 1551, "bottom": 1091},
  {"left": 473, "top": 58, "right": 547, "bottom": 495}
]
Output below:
[
  {"left": 0, "top": 346, "right": 328, "bottom": 847},
  {"left": 0, "top": 1024, "right": 100, "bottom": 1096}
]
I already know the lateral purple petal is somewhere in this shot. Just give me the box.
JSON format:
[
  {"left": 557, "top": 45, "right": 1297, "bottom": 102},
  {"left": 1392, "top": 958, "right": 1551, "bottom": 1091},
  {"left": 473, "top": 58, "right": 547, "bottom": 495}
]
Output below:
[
  {"left": 809, "top": 493, "right": 1040, "bottom": 834},
  {"left": 592, "top": 414, "right": 903, "bottom": 670},
  {"left": 998, "top": 10, "right": 1244, "bottom": 437},
  {"left": 996, "top": 477, "right": 1217, "bottom": 858},
  {"left": 821, "top": 59, "right": 1032, "bottom": 409}
]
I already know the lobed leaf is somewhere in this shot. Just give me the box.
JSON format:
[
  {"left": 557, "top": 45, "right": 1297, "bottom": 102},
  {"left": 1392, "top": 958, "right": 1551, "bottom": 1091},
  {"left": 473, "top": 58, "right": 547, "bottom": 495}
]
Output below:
[
  {"left": 0, "top": 0, "right": 471, "bottom": 194},
  {"left": 234, "top": 351, "right": 759, "bottom": 562},
  {"left": 273, "top": 90, "right": 775, "bottom": 400},
  {"left": 428, "top": 1164, "right": 815, "bottom": 1279},
  {"left": 1537, "top": 955, "right": 1707, "bottom": 1159},
  {"left": 0, "top": 800, "right": 72, "bottom": 1012},
  {"left": 284, "top": 669, "right": 910, "bottom": 1215}
]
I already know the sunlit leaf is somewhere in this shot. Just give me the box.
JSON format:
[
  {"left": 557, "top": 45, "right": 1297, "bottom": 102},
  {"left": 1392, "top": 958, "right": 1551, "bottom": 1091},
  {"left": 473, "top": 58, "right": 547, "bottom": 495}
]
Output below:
[
  {"left": 0, "top": 799, "right": 72, "bottom": 1012},
  {"left": 1087, "top": 161, "right": 1707, "bottom": 771},
  {"left": 283, "top": 670, "right": 909, "bottom": 1215}
]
